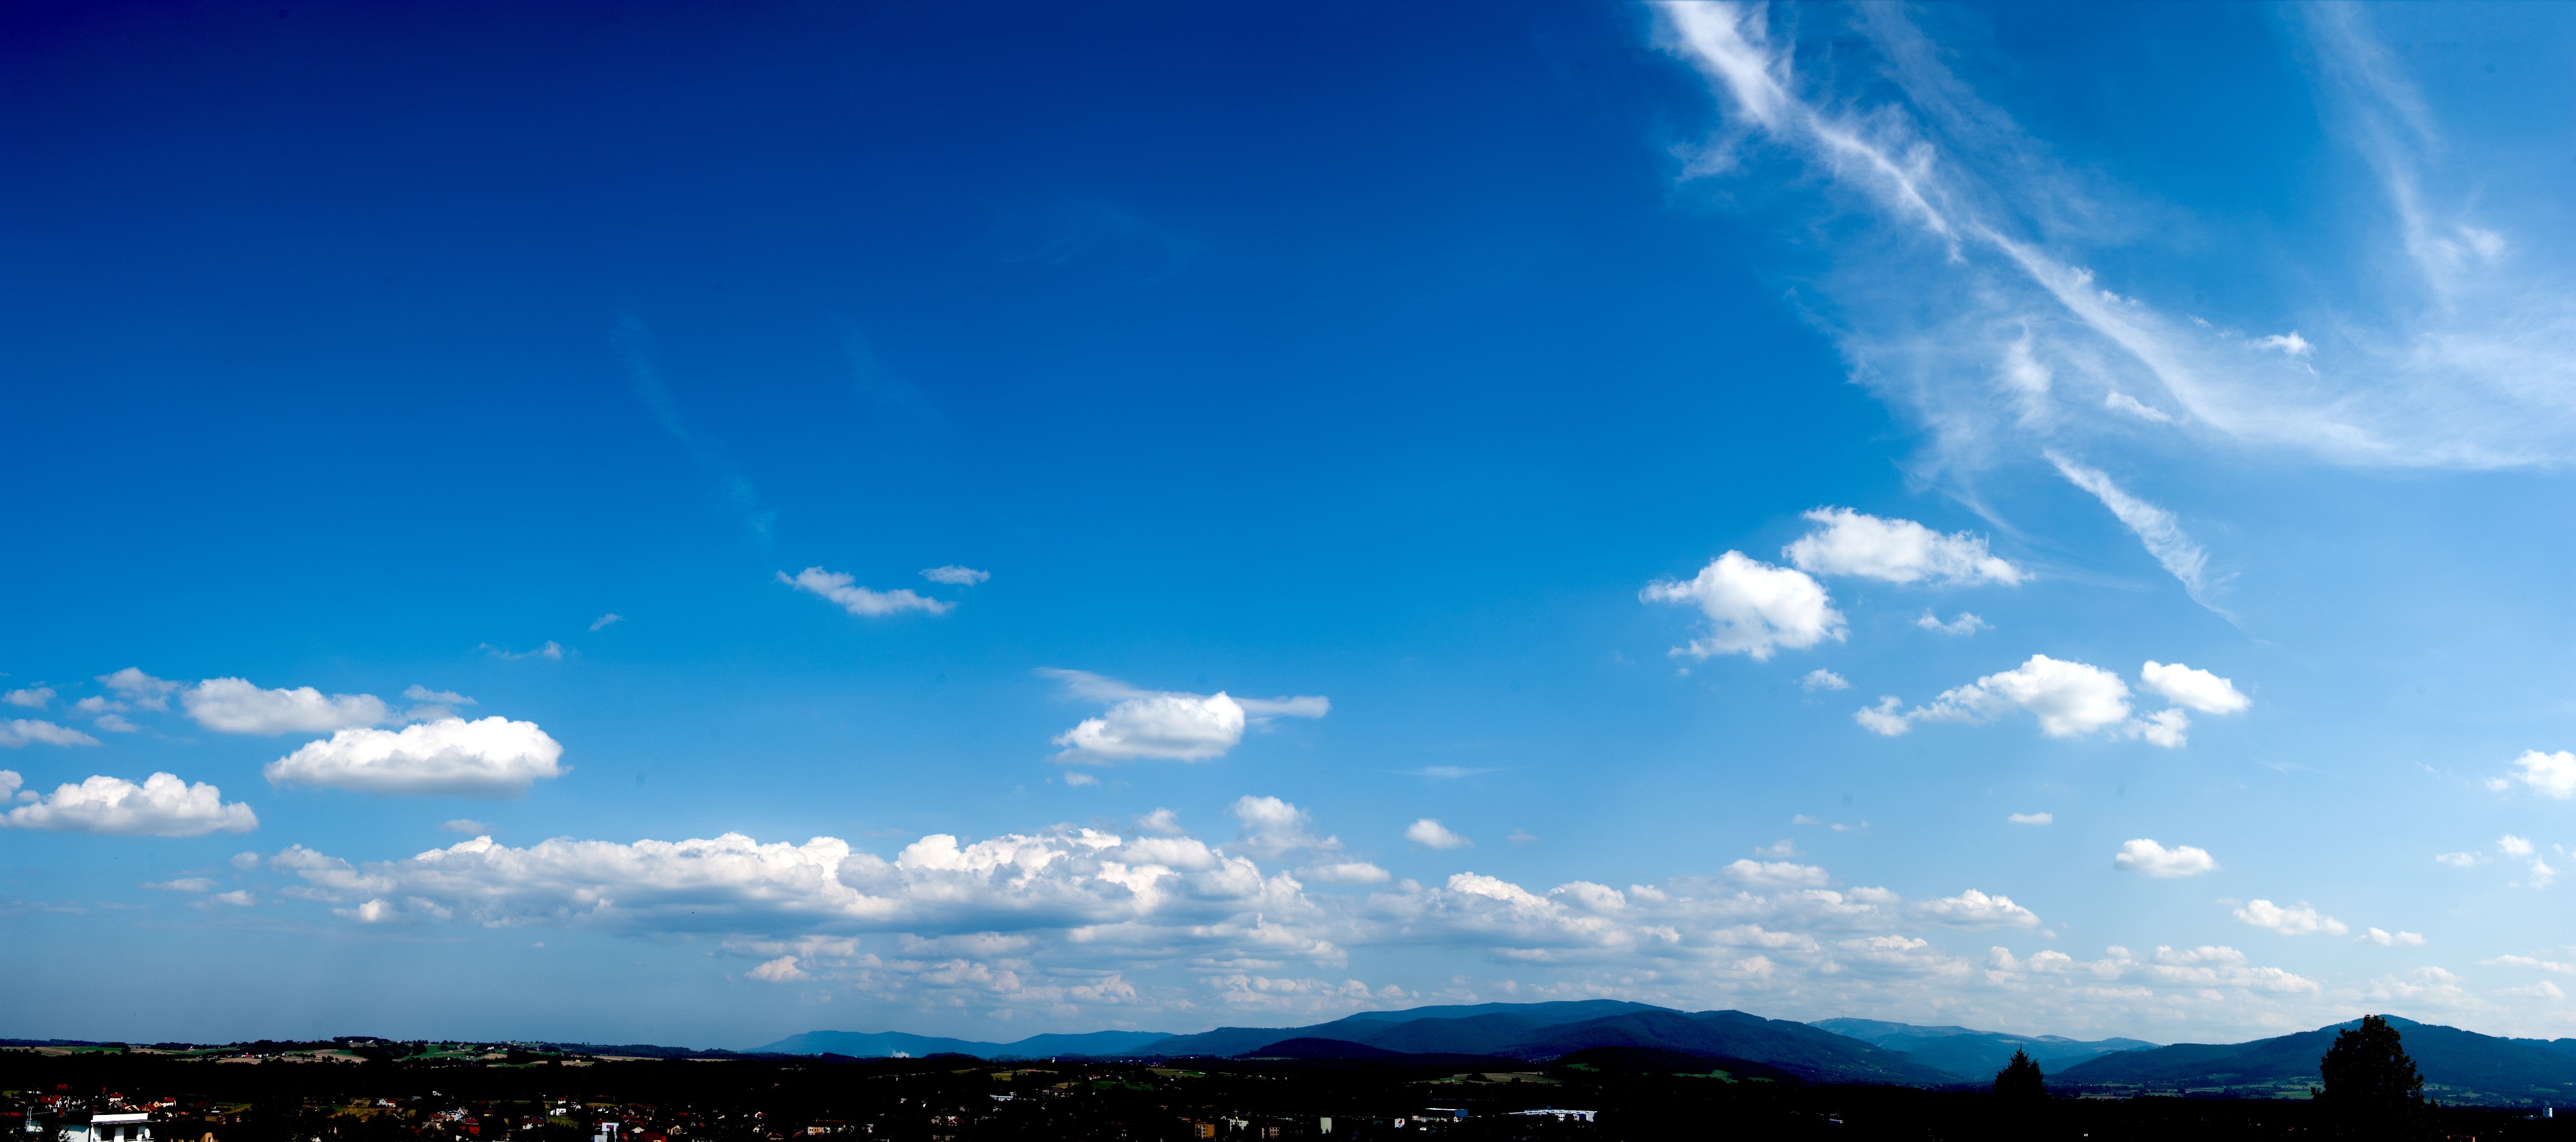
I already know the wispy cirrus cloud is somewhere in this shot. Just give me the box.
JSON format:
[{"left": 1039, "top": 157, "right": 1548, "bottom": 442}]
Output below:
[{"left": 1654, "top": 1, "right": 2575, "bottom": 474}]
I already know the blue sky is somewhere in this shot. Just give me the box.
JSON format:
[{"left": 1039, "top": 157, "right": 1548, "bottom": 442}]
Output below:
[{"left": 2, "top": 0, "right": 2571, "bottom": 1048}]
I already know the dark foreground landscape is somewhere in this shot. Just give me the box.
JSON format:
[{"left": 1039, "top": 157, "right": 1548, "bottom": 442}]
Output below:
[{"left": 11, "top": 1003, "right": 2576, "bottom": 1141}]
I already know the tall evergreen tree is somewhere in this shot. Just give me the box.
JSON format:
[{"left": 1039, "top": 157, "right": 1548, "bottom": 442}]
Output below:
[{"left": 1993, "top": 1047, "right": 2047, "bottom": 1100}]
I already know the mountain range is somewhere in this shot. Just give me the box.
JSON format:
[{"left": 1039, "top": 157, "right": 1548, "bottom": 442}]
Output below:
[
  {"left": 756, "top": 1003, "right": 2576, "bottom": 1102},
  {"left": 2053, "top": 1015, "right": 2576, "bottom": 1104}
]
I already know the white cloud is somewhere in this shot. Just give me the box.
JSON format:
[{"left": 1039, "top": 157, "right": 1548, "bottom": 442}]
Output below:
[
  {"left": 2253, "top": 332, "right": 2313, "bottom": 356},
  {"left": 2529, "top": 859, "right": 2558, "bottom": 890},
  {"left": 1405, "top": 819, "right": 1472, "bottom": 850},
  {"left": 258, "top": 805, "right": 2337, "bottom": 1031},
  {"left": 2499, "top": 835, "right": 2535, "bottom": 857},
  {"left": 1912, "top": 889, "right": 2040, "bottom": 929},
  {"left": 1302, "top": 862, "right": 1392, "bottom": 885},
  {"left": 2140, "top": 661, "right": 2251, "bottom": 714},
  {"left": 1723, "top": 859, "right": 1830, "bottom": 888},
  {"left": 589, "top": 613, "right": 624, "bottom": 631},
  {"left": 2007, "top": 812, "right": 2052, "bottom": 826},
  {"left": 264, "top": 718, "right": 567, "bottom": 798},
  {"left": 184, "top": 678, "right": 388, "bottom": 735},
  {"left": 1506, "top": 829, "right": 1537, "bottom": 846},
  {"left": 779, "top": 567, "right": 954, "bottom": 617},
  {"left": 1061, "top": 772, "right": 1099, "bottom": 787},
  {"left": 1800, "top": 669, "right": 1850, "bottom": 692},
  {"left": 2360, "top": 928, "right": 2425, "bottom": 946},
  {"left": 3, "top": 772, "right": 258, "bottom": 835},
  {"left": 1656, "top": 3, "right": 2576, "bottom": 475},
  {"left": 2126, "top": 709, "right": 2191, "bottom": 748},
  {"left": 921, "top": 566, "right": 991, "bottom": 585},
  {"left": 483, "top": 641, "right": 564, "bottom": 661},
  {"left": 1041, "top": 669, "right": 1326, "bottom": 763},
  {"left": 2047, "top": 454, "right": 2221, "bottom": 613},
  {"left": 1408, "top": 766, "right": 1495, "bottom": 779},
  {"left": 1641, "top": 551, "right": 1845, "bottom": 661},
  {"left": 2432, "top": 851, "right": 2481, "bottom": 868},
  {"left": 2233, "top": 900, "right": 2349, "bottom": 937},
  {"left": 1853, "top": 696, "right": 1911, "bottom": 736},
  {"left": 0, "top": 719, "right": 101, "bottom": 748},
  {"left": 1135, "top": 808, "right": 1185, "bottom": 837},
  {"left": 144, "top": 877, "right": 218, "bottom": 892},
  {"left": 442, "top": 818, "right": 494, "bottom": 835},
  {"left": 2103, "top": 391, "right": 2176, "bottom": 423},
  {"left": 5, "top": 686, "right": 55, "bottom": 709},
  {"left": 1868, "top": 654, "right": 2140, "bottom": 740},
  {"left": 2503, "top": 750, "right": 2576, "bottom": 799},
  {"left": 99, "top": 668, "right": 178, "bottom": 709},
  {"left": 1229, "top": 795, "right": 1338, "bottom": 860},
  {"left": 1783, "top": 508, "right": 2023, "bottom": 586},
  {"left": 2112, "top": 839, "right": 2219, "bottom": 878},
  {"left": 92, "top": 714, "right": 139, "bottom": 734},
  {"left": 404, "top": 685, "right": 473, "bottom": 706},
  {"left": 1915, "top": 611, "right": 1989, "bottom": 636},
  {"left": 748, "top": 956, "right": 809, "bottom": 982}
]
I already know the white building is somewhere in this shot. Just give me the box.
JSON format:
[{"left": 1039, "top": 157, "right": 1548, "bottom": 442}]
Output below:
[{"left": 68, "top": 1114, "right": 154, "bottom": 1142}]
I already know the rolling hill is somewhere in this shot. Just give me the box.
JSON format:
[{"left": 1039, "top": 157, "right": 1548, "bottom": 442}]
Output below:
[
  {"left": 750, "top": 1029, "right": 1175, "bottom": 1059},
  {"left": 2054, "top": 1015, "right": 2576, "bottom": 1104},
  {"left": 1812, "top": 1018, "right": 2155, "bottom": 1081}
]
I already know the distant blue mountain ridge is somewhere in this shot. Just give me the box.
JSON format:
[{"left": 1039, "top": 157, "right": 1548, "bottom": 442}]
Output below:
[{"left": 753, "top": 1001, "right": 2576, "bottom": 1101}]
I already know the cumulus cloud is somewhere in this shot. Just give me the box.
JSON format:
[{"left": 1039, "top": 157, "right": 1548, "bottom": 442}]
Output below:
[
  {"left": 260, "top": 805, "right": 2327, "bottom": 1029},
  {"left": 2139, "top": 662, "right": 2251, "bottom": 714},
  {"left": 1911, "top": 889, "right": 2040, "bottom": 929},
  {"left": 92, "top": 714, "right": 139, "bottom": 734},
  {"left": 5, "top": 686, "right": 55, "bottom": 709},
  {"left": 1915, "top": 612, "right": 1989, "bottom": 636},
  {"left": 779, "top": 567, "right": 954, "bottom": 617},
  {"left": 3, "top": 773, "right": 258, "bottom": 835},
  {"left": 264, "top": 717, "right": 567, "bottom": 798},
  {"left": 1642, "top": 551, "right": 1846, "bottom": 661},
  {"left": 2007, "top": 812, "right": 2052, "bottom": 826},
  {"left": 1229, "top": 796, "right": 1338, "bottom": 860},
  {"left": 2112, "top": 839, "right": 2218, "bottom": 878},
  {"left": 1302, "top": 862, "right": 1392, "bottom": 886},
  {"left": 1783, "top": 508, "right": 2023, "bottom": 586},
  {"left": 1800, "top": 669, "right": 1850, "bottom": 692},
  {"left": 1862, "top": 654, "right": 2134, "bottom": 739},
  {"left": 0, "top": 719, "right": 101, "bottom": 748},
  {"left": 1042, "top": 670, "right": 1327, "bottom": 763},
  {"left": 1405, "top": 819, "right": 1472, "bottom": 850},
  {"left": 2360, "top": 928, "right": 2425, "bottom": 946},
  {"left": 100, "top": 669, "right": 178, "bottom": 709},
  {"left": 2498, "top": 835, "right": 2535, "bottom": 857},
  {"left": 1723, "top": 859, "right": 1830, "bottom": 889},
  {"left": 921, "top": 566, "right": 991, "bottom": 585},
  {"left": 184, "top": 678, "right": 388, "bottom": 735},
  {"left": 2432, "top": 851, "right": 2482, "bottom": 868},
  {"left": 2233, "top": 900, "right": 2349, "bottom": 937},
  {"left": 2499, "top": 750, "right": 2576, "bottom": 799}
]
